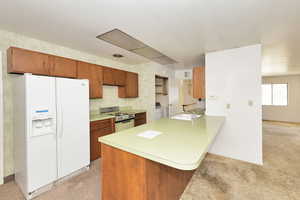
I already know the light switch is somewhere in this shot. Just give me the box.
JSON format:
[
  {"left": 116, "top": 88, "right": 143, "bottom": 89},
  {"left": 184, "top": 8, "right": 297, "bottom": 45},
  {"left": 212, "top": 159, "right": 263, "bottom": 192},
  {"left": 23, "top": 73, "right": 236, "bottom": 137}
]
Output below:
[
  {"left": 209, "top": 95, "right": 218, "bottom": 100},
  {"left": 248, "top": 100, "right": 254, "bottom": 106}
]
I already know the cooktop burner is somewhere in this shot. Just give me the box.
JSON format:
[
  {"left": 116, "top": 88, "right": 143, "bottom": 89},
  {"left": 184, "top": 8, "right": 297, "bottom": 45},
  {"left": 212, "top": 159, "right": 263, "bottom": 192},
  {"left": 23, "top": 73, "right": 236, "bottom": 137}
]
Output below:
[{"left": 100, "top": 107, "right": 135, "bottom": 122}]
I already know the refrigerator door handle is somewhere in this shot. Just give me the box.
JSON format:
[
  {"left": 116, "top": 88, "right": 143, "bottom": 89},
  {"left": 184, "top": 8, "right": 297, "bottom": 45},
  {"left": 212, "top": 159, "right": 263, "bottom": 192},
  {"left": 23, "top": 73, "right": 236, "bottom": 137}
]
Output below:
[
  {"left": 57, "top": 88, "right": 64, "bottom": 139},
  {"left": 59, "top": 107, "right": 64, "bottom": 139}
]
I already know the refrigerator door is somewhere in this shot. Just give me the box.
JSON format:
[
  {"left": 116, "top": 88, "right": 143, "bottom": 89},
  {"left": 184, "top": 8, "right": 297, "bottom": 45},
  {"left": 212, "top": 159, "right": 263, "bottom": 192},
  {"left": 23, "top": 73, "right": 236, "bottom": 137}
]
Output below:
[
  {"left": 25, "top": 75, "right": 57, "bottom": 192},
  {"left": 56, "top": 78, "right": 90, "bottom": 179}
]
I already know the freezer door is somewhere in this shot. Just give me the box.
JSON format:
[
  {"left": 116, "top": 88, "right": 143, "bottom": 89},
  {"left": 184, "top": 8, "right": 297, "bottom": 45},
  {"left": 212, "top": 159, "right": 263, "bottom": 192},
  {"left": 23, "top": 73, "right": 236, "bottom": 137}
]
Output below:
[
  {"left": 25, "top": 74, "right": 57, "bottom": 192},
  {"left": 56, "top": 78, "right": 90, "bottom": 179}
]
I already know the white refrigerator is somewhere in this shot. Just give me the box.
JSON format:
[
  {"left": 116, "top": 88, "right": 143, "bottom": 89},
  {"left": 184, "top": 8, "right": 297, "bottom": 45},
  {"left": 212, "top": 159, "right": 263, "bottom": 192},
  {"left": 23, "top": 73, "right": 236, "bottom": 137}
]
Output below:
[{"left": 12, "top": 74, "right": 90, "bottom": 199}]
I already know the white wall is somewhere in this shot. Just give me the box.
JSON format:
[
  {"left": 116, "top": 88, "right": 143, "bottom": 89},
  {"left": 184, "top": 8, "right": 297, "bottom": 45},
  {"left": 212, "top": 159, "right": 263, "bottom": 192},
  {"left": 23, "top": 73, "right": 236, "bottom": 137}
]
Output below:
[
  {"left": 206, "top": 44, "right": 262, "bottom": 165},
  {"left": 262, "top": 75, "right": 300, "bottom": 123},
  {"left": 175, "top": 69, "right": 193, "bottom": 80},
  {"left": 0, "top": 51, "right": 3, "bottom": 184}
]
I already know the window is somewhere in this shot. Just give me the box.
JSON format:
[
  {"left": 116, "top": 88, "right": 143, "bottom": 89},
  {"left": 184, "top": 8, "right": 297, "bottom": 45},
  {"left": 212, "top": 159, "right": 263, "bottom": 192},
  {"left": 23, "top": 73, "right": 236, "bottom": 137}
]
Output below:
[{"left": 262, "top": 84, "right": 288, "bottom": 106}]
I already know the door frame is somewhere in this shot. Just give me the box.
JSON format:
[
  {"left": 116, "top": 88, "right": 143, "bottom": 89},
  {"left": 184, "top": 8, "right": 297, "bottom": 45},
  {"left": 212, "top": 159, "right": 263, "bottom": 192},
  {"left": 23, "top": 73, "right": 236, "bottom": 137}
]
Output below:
[{"left": 0, "top": 51, "right": 3, "bottom": 184}]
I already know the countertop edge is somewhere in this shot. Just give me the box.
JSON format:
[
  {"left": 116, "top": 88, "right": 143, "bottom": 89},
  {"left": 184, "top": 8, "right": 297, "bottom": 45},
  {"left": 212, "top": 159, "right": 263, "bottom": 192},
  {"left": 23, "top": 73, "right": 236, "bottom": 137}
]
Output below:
[
  {"left": 99, "top": 116, "right": 225, "bottom": 170},
  {"left": 99, "top": 138, "right": 200, "bottom": 170}
]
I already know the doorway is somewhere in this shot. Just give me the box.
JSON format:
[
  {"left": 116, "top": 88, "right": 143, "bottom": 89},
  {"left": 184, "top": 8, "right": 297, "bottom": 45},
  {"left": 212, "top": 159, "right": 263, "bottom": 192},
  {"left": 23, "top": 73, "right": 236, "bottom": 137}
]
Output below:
[
  {"left": 0, "top": 51, "right": 3, "bottom": 184},
  {"left": 155, "top": 75, "right": 169, "bottom": 120}
]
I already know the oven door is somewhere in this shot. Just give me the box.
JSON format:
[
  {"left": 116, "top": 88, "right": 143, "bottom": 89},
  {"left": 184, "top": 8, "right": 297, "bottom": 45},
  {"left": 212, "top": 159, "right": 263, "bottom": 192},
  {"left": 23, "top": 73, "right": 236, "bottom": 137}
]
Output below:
[{"left": 115, "top": 119, "right": 134, "bottom": 132}]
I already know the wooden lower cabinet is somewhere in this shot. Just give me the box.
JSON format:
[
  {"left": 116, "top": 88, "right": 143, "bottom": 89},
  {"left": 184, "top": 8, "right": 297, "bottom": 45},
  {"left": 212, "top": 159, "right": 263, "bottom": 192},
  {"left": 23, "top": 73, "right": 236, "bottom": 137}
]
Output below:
[
  {"left": 101, "top": 144, "right": 195, "bottom": 200},
  {"left": 134, "top": 112, "right": 146, "bottom": 127},
  {"left": 90, "top": 119, "right": 115, "bottom": 161}
]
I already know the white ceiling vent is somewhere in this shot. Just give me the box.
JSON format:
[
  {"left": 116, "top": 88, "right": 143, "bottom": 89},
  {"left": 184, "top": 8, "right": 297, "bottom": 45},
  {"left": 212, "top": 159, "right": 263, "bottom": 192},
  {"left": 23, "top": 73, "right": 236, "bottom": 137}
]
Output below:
[{"left": 97, "top": 29, "right": 177, "bottom": 65}]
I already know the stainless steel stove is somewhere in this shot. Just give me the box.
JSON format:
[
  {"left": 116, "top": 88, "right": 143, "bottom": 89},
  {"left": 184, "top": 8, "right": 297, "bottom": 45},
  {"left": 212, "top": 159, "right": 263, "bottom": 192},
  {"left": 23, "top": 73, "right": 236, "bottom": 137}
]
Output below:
[
  {"left": 100, "top": 107, "right": 135, "bottom": 132},
  {"left": 111, "top": 112, "right": 135, "bottom": 122}
]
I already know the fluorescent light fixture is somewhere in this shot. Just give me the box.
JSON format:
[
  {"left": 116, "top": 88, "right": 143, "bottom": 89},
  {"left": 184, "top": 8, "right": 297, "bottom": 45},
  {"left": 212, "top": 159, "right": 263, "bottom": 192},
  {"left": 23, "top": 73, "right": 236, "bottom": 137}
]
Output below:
[
  {"left": 131, "top": 47, "right": 164, "bottom": 59},
  {"left": 152, "top": 56, "right": 177, "bottom": 65},
  {"left": 97, "top": 29, "right": 146, "bottom": 51},
  {"left": 97, "top": 29, "right": 177, "bottom": 65}
]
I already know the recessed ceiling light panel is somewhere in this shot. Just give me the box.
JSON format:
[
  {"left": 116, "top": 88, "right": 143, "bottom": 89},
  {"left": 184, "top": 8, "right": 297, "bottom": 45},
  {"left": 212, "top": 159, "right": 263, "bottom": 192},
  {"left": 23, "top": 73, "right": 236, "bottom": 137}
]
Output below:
[
  {"left": 152, "top": 56, "right": 177, "bottom": 65},
  {"left": 113, "top": 54, "right": 124, "bottom": 58},
  {"left": 97, "top": 29, "right": 177, "bottom": 65},
  {"left": 131, "top": 47, "right": 164, "bottom": 59},
  {"left": 97, "top": 29, "right": 146, "bottom": 51}
]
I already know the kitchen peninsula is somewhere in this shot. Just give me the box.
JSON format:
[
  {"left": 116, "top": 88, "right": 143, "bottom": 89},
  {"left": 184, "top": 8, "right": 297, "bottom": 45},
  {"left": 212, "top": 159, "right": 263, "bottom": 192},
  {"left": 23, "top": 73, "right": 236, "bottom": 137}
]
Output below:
[{"left": 99, "top": 115, "right": 225, "bottom": 200}]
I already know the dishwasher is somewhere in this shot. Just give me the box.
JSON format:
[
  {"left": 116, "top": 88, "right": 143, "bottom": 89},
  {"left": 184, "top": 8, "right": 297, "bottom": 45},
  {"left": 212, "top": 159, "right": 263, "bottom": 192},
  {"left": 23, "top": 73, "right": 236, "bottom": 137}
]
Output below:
[{"left": 115, "top": 118, "right": 135, "bottom": 132}]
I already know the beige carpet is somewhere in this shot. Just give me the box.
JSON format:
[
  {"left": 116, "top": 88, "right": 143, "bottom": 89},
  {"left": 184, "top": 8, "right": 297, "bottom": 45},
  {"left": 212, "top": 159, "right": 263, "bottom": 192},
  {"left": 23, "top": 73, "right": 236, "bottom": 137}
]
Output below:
[
  {"left": 0, "top": 160, "right": 100, "bottom": 200},
  {"left": 181, "top": 122, "right": 300, "bottom": 200},
  {"left": 1, "top": 122, "right": 300, "bottom": 200}
]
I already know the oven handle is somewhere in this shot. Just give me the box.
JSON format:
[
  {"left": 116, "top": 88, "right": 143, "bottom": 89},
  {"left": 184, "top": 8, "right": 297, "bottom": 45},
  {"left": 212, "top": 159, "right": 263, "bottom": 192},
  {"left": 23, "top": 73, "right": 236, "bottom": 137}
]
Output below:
[{"left": 116, "top": 118, "right": 134, "bottom": 123}]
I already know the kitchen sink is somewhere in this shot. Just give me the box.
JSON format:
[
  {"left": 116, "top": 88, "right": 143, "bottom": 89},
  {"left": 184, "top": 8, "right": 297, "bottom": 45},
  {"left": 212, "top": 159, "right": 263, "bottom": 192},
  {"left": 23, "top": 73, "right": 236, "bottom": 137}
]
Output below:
[{"left": 171, "top": 113, "right": 201, "bottom": 121}]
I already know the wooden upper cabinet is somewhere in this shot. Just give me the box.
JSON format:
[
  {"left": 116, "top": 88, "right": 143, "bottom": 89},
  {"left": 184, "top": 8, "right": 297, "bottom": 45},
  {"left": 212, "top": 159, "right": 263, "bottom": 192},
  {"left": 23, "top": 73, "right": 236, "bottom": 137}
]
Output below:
[
  {"left": 118, "top": 72, "right": 139, "bottom": 98},
  {"left": 7, "top": 47, "right": 50, "bottom": 75},
  {"left": 7, "top": 47, "right": 77, "bottom": 78},
  {"left": 192, "top": 67, "right": 205, "bottom": 99},
  {"left": 77, "top": 62, "right": 103, "bottom": 99},
  {"left": 103, "top": 67, "right": 126, "bottom": 86},
  {"left": 49, "top": 56, "right": 77, "bottom": 78},
  {"left": 114, "top": 69, "right": 126, "bottom": 86},
  {"left": 103, "top": 67, "right": 115, "bottom": 85}
]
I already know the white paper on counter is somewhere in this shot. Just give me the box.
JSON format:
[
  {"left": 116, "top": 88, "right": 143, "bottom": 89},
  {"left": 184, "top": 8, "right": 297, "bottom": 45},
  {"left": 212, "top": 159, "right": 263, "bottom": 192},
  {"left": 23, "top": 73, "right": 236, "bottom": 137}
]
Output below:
[{"left": 137, "top": 130, "right": 162, "bottom": 139}]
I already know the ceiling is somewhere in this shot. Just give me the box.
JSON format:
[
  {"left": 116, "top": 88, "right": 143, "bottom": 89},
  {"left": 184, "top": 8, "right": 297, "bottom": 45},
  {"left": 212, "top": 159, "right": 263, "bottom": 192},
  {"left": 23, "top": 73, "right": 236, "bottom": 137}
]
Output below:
[{"left": 0, "top": 0, "right": 300, "bottom": 75}]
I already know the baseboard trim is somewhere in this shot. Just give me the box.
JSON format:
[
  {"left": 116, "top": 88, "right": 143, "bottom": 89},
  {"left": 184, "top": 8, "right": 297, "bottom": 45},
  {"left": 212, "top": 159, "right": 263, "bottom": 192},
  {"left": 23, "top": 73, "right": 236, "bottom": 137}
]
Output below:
[
  {"left": 4, "top": 174, "right": 14, "bottom": 183},
  {"left": 263, "top": 120, "right": 300, "bottom": 125}
]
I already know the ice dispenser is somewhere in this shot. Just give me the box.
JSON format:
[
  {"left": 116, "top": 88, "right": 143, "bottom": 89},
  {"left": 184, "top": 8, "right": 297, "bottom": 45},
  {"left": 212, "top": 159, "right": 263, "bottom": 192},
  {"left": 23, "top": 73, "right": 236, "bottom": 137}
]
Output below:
[{"left": 32, "top": 109, "right": 55, "bottom": 137}]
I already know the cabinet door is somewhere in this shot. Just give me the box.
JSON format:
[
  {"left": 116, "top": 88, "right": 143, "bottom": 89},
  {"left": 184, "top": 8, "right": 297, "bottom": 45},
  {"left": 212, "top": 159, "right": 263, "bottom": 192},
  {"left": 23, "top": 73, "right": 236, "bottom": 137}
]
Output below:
[
  {"left": 7, "top": 47, "right": 50, "bottom": 75},
  {"left": 91, "top": 65, "right": 103, "bottom": 98},
  {"left": 193, "top": 67, "right": 205, "bottom": 99},
  {"left": 118, "top": 72, "right": 139, "bottom": 98},
  {"left": 127, "top": 72, "right": 138, "bottom": 97},
  {"left": 77, "top": 62, "right": 103, "bottom": 98},
  {"left": 90, "top": 119, "right": 115, "bottom": 161},
  {"left": 134, "top": 112, "right": 146, "bottom": 127},
  {"left": 49, "top": 56, "right": 77, "bottom": 78},
  {"left": 90, "top": 130, "right": 102, "bottom": 161},
  {"left": 114, "top": 69, "right": 126, "bottom": 86},
  {"left": 103, "top": 67, "right": 115, "bottom": 85}
]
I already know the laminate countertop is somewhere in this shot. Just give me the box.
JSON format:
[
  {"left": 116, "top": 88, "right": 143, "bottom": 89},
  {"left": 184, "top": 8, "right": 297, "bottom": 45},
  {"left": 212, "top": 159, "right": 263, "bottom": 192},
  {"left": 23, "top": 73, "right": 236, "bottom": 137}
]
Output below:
[
  {"left": 90, "top": 109, "right": 146, "bottom": 122},
  {"left": 99, "top": 115, "right": 225, "bottom": 170},
  {"left": 89, "top": 114, "right": 115, "bottom": 122}
]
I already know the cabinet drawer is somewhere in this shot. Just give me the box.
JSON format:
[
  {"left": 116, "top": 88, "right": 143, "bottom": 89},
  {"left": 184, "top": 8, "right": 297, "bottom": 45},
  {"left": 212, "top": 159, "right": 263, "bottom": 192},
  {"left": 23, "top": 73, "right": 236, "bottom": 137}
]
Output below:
[
  {"left": 135, "top": 112, "right": 146, "bottom": 120},
  {"left": 90, "top": 119, "right": 114, "bottom": 131},
  {"left": 91, "top": 126, "right": 114, "bottom": 135}
]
